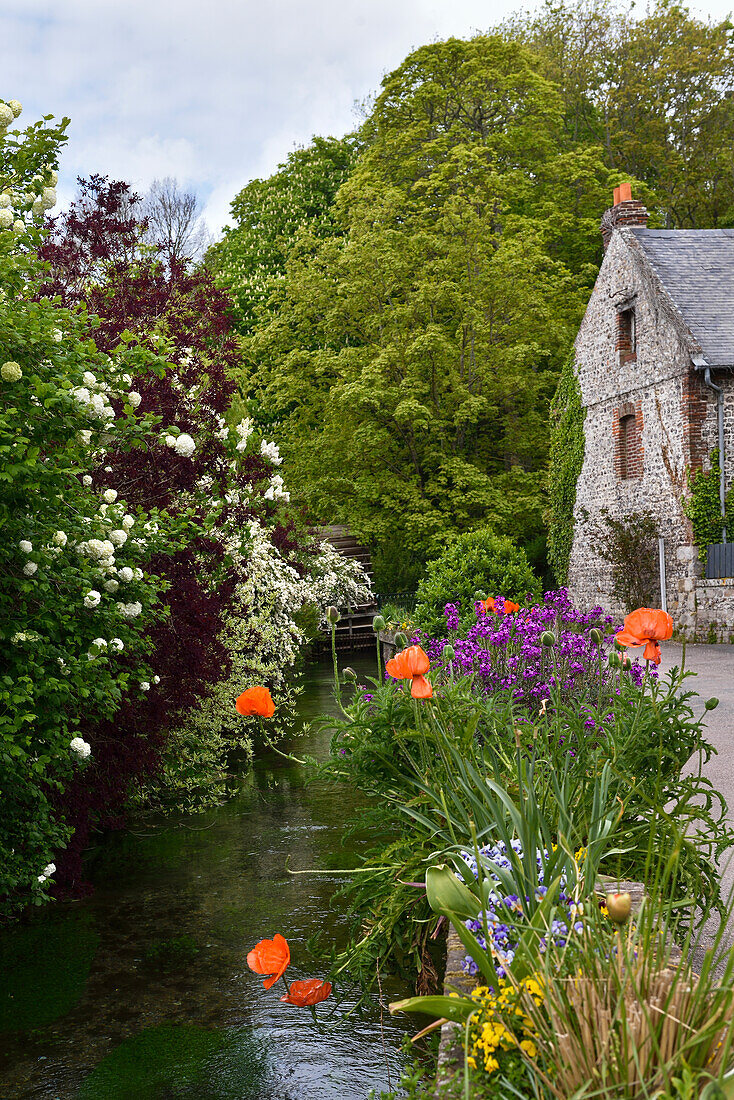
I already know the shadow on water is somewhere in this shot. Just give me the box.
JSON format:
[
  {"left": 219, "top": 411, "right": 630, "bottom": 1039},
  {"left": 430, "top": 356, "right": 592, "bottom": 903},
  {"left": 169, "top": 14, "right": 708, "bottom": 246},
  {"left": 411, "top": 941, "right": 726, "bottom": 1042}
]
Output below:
[{"left": 0, "top": 653, "right": 412, "bottom": 1099}]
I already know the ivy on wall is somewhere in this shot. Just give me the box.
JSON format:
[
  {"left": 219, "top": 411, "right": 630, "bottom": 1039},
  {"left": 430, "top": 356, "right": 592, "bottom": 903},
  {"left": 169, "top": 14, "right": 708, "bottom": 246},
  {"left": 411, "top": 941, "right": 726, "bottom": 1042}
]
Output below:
[
  {"left": 546, "top": 351, "right": 586, "bottom": 584},
  {"left": 683, "top": 450, "right": 733, "bottom": 558}
]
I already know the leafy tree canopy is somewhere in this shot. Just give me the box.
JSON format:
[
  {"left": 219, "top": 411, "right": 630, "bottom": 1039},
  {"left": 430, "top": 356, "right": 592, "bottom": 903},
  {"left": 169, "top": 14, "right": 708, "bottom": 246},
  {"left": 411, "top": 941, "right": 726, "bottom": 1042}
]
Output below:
[
  {"left": 207, "top": 135, "right": 359, "bottom": 333},
  {"left": 240, "top": 36, "right": 613, "bottom": 587},
  {"left": 504, "top": 0, "right": 734, "bottom": 227}
]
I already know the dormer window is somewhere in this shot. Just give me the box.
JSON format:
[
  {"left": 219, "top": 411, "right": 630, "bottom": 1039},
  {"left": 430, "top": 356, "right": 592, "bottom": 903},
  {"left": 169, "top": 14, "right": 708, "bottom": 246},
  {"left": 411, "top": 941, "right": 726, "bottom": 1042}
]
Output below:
[{"left": 617, "top": 307, "right": 636, "bottom": 365}]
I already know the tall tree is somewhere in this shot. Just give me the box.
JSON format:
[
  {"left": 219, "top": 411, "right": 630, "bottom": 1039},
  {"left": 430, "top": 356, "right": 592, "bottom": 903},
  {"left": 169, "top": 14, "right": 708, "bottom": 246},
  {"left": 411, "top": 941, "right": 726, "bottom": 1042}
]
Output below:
[
  {"left": 207, "top": 135, "right": 359, "bottom": 334},
  {"left": 506, "top": 0, "right": 734, "bottom": 227},
  {"left": 245, "top": 36, "right": 613, "bottom": 587},
  {"left": 143, "top": 177, "right": 211, "bottom": 264}
]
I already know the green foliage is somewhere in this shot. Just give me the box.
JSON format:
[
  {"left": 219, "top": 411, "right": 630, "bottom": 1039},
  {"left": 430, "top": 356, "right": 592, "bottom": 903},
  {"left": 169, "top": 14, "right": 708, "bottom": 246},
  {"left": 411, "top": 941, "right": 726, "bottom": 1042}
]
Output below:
[
  {"left": 236, "top": 35, "right": 610, "bottom": 578},
  {"left": 505, "top": 0, "right": 734, "bottom": 229},
  {"left": 0, "top": 913, "right": 99, "bottom": 1032},
  {"left": 207, "top": 135, "right": 359, "bottom": 335},
  {"left": 597, "top": 508, "right": 661, "bottom": 611},
  {"left": 0, "top": 106, "right": 190, "bottom": 917},
  {"left": 413, "top": 529, "right": 540, "bottom": 636},
  {"left": 322, "top": 621, "right": 731, "bottom": 993},
  {"left": 546, "top": 351, "right": 585, "bottom": 585},
  {"left": 684, "top": 451, "right": 733, "bottom": 558}
]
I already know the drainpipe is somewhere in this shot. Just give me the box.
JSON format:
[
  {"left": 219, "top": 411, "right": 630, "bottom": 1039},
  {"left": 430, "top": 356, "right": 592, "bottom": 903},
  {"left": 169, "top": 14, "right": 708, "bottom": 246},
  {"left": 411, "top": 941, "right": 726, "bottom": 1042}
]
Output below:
[{"left": 698, "top": 359, "right": 727, "bottom": 544}]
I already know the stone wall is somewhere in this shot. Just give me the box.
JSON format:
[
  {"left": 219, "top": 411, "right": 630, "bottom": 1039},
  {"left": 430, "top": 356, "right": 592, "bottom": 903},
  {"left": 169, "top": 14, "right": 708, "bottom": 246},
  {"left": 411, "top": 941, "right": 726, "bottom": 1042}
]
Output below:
[
  {"left": 668, "top": 545, "right": 734, "bottom": 642},
  {"left": 567, "top": 227, "right": 734, "bottom": 635}
]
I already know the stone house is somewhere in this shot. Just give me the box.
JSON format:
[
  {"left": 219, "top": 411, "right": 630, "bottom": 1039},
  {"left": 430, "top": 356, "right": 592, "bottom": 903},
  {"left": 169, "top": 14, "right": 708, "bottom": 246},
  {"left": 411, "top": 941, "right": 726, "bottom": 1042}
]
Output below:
[{"left": 567, "top": 183, "right": 734, "bottom": 639}]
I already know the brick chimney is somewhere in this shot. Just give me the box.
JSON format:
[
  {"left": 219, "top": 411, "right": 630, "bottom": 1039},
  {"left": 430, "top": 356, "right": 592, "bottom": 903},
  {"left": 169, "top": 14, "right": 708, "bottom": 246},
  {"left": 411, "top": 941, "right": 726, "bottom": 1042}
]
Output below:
[{"left": 601, "top": 182, "right": 648, "bottom": 250}]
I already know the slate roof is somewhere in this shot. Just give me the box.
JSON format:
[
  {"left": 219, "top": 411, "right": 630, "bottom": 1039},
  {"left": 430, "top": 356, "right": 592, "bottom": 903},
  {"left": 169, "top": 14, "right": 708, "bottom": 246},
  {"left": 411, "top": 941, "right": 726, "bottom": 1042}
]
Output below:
[{"left": 629, "top": 228, "right": 734, "bottom": 367}]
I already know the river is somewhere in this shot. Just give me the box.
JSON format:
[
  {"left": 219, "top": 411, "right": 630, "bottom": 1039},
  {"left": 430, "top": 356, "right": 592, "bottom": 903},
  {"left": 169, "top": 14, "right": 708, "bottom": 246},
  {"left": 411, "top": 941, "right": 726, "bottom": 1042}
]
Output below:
[{"left": 0, "top": 653, "right": 411, "bottom": 1099}]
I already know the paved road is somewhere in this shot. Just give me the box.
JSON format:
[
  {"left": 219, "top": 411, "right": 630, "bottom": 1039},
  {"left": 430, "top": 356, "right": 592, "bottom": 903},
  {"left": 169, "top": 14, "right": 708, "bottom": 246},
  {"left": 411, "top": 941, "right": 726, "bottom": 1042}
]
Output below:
[{"left": 651, "top": 642, "right": 734, "bottom": 953}]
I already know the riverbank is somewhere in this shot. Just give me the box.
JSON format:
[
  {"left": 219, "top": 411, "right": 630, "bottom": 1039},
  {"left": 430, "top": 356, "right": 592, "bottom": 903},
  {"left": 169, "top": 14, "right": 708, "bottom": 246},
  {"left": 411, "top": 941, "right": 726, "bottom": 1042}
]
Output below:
[{"left": 0, "top": 654, "right": 409, "bottom": 1100}]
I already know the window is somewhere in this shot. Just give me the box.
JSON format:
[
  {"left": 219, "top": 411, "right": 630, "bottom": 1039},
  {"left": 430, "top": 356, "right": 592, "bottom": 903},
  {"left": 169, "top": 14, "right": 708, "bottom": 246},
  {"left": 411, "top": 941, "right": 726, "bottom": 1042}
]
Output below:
[
  {"left": 619, "top": 414, "right": 636, "bottom": 479},
  {"left": 617, "top": 308, "right": 636, "bottom": 365}
]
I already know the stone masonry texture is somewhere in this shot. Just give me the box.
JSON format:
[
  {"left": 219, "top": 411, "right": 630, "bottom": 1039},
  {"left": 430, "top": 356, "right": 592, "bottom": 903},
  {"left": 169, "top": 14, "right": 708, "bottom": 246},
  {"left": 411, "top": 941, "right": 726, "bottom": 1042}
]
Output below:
[{"left": 567, "top": 218, "right": 734, "bottom": 641}]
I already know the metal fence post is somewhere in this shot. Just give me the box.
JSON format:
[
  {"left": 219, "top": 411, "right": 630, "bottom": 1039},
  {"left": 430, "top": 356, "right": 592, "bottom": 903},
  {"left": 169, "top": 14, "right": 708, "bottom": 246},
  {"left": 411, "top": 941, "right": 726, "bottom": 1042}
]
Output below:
[{"left": 658, "top": 537, "right": 667, "bottom": 614}]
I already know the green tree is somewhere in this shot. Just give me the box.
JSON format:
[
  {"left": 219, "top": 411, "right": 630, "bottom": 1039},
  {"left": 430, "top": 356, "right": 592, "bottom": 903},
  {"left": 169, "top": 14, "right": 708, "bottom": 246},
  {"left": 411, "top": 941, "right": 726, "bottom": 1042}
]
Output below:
[
  {"left": 507, "top": 0, "right": 734, "bottom": 228},
  {"left": 207, "top": 135, "right": 359, "bottom": 334},
  {"left": 245, "top": 37, "right": 611, "bottom": 588}
]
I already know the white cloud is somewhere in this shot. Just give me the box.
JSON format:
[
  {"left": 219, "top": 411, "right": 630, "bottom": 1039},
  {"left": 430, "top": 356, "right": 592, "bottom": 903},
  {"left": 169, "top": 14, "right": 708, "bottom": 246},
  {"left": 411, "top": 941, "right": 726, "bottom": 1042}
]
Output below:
[{"left": 3, "top": 0, "right": 732, "bottom": 234}]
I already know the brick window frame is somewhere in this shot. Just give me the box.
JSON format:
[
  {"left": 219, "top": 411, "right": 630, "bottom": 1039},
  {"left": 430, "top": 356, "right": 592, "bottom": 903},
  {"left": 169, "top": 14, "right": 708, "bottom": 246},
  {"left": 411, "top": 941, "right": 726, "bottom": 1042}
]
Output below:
[
  {"left": 613, "top": 400, "right": 644, "bottom": 480},
  {"left": 616, "top": 307, "right": 637, "bottom": 365}
]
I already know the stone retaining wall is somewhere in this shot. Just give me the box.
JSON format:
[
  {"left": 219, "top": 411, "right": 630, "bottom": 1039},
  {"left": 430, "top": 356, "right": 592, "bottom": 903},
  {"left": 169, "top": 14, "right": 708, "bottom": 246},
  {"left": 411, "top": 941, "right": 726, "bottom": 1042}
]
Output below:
[{"left": 668, "top": 546, "right": 734, "bottom": 642}]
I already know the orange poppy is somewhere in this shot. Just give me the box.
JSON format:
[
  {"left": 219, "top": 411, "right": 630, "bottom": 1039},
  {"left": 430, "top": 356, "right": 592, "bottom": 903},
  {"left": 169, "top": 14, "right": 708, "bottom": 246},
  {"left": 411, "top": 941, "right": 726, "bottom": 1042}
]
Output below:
[
  {"left": 280, "top": 978, "right": 332, "bottom": 1006},
  {"left": 615, "top": 607, "right": 673, "bottom": 665},
  {"left": 410, "top": 674, "right": 433, "bottom": 700},
  {"left": 247, "top": 933, "right": 290, "bottom": 990},
  {"left": 503, "top": 601, "right": 520, "bottom": 614},
  {"left": 236, "top": 685, "right": 275, "bottom": 717},
  {"left": 386, "top": 645, "right": 429, "bottom": 680},
  {"left": 386, "top": 645, "right": 433, "bottom": 700},
  {"left": 479, "top": 597, "right": 498, "bottom": 614}
]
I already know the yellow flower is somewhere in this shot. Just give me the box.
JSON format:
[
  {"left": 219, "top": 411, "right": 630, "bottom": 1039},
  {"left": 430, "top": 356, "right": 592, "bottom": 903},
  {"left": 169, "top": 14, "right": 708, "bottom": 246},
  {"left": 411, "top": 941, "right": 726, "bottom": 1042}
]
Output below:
[{"left": 520, "top": 1039, "right": 537, "bottom": 1058}]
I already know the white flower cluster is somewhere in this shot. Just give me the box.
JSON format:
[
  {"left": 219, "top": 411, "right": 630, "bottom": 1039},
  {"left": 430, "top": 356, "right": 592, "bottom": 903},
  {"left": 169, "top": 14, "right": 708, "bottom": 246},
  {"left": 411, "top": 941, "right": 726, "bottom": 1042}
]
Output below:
[
  {"left": 117, "top": 601, "right": 142, "bottom": 620},
  {"left": 0, "top": 100, "right": 21, "bottom": 130},
  {"left": 307, "top": 542, "right": 373, "bottom": 627},
  {"left": 260, "top": 439, "right": 282, "bottom": 465},
  {"left": 84, "top": 589, "right": 102, "bottom": 609},
  {"left": 263, "top": 474, "right": 290, "bottom": 502},
  {"left": 69, "top": 737, "right": 92, "bottom": 760},
  {"left": 1, "top": 360, "right": 22, "bottom": 382},
  {"left": 235, "top": 418, "right": 253, "bottom": 451},
  {"left": 71, "top": 384, "right": 115, "bottom": 422},
  {"left": 37, "top": 862, "right": 55, "bottom": 884},
  {"left": 175, "top": 432, "right": 196, "bottom": 457}
]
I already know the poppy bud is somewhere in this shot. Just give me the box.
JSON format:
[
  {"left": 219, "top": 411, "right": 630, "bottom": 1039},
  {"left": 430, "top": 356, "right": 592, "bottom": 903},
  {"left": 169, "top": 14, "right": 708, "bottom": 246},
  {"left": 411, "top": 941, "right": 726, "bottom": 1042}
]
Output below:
[
  {"left": 425, "top": 864, "right": 481, "bottom": 919},
  {"left": 372, "top": 614, "right": 386, "bottom": 633},
  {"left": 326, "top": 606, "right": 340, "bottom": 624},
  {"left": 474, "top": 590, "right": 487, "bottom": 602},
  {"left": 442, "top": 644, "right": 455, "bottom": 661},
  {"left": 605, "top": 892, "right": 632, "bottom": 924},
  {"left": 394, "top": 631, "right": 408, "bottom": 649},
  {"left": 589, "top": 628, "right": 602, "bottom": 645},
  {"left": 343, "top": 666, "right": 357, "bottom": 682},
  {"left": 705, "top": 697, "right": 719, "bottom": 711},
  {"left": 541, "top": 631, "right": 556, "bottom": 648},
  {"left": 608, "top": 651, "right": 621, "bottom": 668}
]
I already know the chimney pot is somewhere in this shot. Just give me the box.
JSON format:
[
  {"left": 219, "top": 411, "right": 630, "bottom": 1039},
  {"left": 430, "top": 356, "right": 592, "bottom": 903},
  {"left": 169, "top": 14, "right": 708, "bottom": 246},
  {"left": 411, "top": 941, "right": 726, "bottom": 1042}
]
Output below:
[{"left": 601, "top": 184, "right": 648, "bottom": 251}]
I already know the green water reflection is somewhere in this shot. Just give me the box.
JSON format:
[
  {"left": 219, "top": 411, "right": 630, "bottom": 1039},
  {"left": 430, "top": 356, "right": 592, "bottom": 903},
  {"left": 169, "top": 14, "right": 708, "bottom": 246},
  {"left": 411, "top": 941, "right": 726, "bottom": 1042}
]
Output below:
[{"left": 0, "top": 654, "right": 410, "bottom": 1099}]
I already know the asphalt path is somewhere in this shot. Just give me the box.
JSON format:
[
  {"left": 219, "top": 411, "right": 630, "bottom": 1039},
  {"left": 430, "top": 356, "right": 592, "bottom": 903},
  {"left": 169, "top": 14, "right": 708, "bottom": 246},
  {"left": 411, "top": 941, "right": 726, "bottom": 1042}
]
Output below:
[{"left": 637, "top": 642, "right": 734, "bottom": 954}]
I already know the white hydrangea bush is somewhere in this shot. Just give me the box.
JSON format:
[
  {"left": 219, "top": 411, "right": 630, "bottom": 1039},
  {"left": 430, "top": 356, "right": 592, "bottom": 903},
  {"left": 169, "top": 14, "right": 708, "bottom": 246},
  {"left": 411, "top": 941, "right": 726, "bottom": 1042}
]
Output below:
[{"left": 0, "top": 101, "right": 186, "bottom": 917}]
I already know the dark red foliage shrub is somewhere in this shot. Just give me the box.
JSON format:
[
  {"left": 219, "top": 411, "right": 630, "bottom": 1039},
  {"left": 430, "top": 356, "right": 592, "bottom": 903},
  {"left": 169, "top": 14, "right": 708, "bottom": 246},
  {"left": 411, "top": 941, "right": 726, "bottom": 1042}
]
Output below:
[{"left": 38, "top": 178, "right": 310, "bottom": 893}]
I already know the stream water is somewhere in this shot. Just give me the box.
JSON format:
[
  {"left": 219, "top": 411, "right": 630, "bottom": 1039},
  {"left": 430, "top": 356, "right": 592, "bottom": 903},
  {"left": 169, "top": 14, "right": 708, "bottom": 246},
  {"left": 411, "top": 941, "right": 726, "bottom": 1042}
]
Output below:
[{"left": 0, "top": 653, "right": 411, "bottom": 1099}]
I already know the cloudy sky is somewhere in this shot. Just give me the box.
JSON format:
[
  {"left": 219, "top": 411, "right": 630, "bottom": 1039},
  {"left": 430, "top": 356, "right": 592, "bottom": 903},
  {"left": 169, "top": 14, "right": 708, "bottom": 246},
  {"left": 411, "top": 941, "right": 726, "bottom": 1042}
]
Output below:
[{"left": 3, "top": 0, "right": 733, "bottom": 236}]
